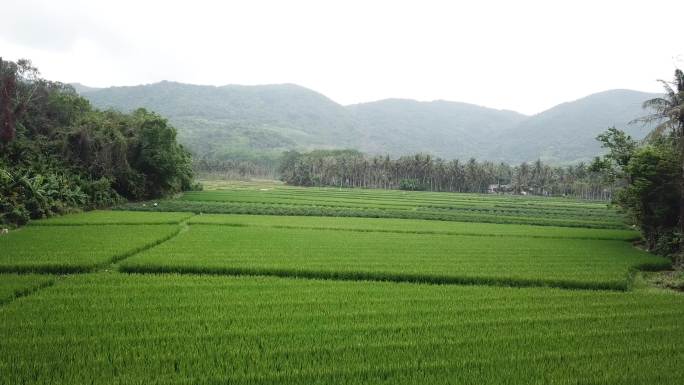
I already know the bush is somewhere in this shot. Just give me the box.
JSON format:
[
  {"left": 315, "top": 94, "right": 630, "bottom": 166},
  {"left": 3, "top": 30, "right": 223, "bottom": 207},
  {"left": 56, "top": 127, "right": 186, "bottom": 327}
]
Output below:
[
  {"left": 399, "top": 178, "right": 426, "bottom": 191},
  {"left": 653, "top": 230, "right": 681, "bottom": 256}
]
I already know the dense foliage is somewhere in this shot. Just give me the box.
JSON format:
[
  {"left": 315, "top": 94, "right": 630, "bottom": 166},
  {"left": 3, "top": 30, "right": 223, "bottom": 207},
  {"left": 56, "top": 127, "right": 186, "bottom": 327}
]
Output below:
[
  {"left": 278, "top": 150, "right": 616, "bottom": 200},
  {"left": 593, "top": 69, "right": 684, "bottom": 257},
  {"left": 0, "top": 58, "right": 195, "bottom": 226}
]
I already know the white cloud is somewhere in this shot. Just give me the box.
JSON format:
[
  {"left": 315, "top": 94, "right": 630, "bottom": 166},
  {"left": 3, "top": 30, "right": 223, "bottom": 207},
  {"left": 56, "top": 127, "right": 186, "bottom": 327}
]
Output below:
[{"left": 1, "top": 0, "right": 681, "bottom": 114}]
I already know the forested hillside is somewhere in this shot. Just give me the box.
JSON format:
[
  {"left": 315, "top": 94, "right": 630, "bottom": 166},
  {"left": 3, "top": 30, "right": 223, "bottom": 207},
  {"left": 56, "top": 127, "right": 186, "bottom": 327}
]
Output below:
[
  {"left": 490, "top": 89, "right": 659, "bottom": 163},
  {"left": 0, "top": 59, "right": 195, "bottom": 227},
  {"left": 347, "top": 99, "right": 526, "bottom": 157},
  {"left": 82, "top": 81, "right": 362, "bottom": 163},
  {"left": 78, "top": 82, "right": 658, "bottom": 163}
]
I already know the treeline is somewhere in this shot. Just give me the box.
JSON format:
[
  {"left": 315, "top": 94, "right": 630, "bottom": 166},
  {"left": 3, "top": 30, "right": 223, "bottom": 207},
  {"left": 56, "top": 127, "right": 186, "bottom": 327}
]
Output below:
[
  {"left": 593, "top": 69, "right": 684, "bottom": 257},
  {"left": 1, "top": 58, "right": 195, "bottom": 226},
  {"left": 278, "top": 149, "right": 616, "bottom": 200},
  {"left": 193, "top": 156, "right": 279, "bottom": 180}
]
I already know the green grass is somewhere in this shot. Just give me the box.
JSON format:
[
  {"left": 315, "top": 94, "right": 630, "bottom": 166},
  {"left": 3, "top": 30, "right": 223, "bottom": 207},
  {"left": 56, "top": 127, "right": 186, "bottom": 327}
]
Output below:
[
  {"left": 120, "top": 224, "right": 668, "bottom": 290},
  {"left": 188, "top": 214, "right": 641, "bottom": 241},
  {"left": 116, "top": 185, "right": 629, "bottom": 229},
  {"left": 0, "top": 274, "right": 54, "bottom": 305},
  {"left": 30, "top": 210, "right": 194, "bottom": 225},
  {"left": 0, "top": 225, "right": 181, "bottom": 273},
  {"left": 1, "top": 273, "right": 682, "bottom": 385}
]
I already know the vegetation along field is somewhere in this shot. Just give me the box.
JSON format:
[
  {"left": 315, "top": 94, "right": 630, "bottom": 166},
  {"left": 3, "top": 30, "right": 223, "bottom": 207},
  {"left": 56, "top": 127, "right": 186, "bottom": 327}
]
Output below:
[{"left": 1, "top": 184, "right": 683, "bottom": 384}]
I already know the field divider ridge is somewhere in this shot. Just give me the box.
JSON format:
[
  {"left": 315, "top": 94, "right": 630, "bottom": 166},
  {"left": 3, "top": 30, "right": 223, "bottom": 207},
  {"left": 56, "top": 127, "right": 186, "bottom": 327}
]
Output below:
[
  {"left": 186, "top": 222, "right": 641, "bottom": 241},
  {"left": 116, "top": 201, "right": 628, "bottom": 229},
  {"left": 0, "top": 278, "right": 56, "bottom": 307},
  {"left": 102, "top": 215, "right": 197, "bottom": 269},
  {"left": 118, "top": 264, "right": 631, "bottom": 291}
]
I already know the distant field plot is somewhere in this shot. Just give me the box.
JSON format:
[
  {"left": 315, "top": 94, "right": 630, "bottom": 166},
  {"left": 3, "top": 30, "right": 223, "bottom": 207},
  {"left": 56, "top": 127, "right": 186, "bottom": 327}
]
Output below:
[
  {"left": 1, "top": 274, "right": 682, "bottom": 385},
  {"left": 0, "top": 274, "right": 54, "bottom": 305},
  {"left": 0, "top": 225, "right": 180, "bottom": 273},
  {"left": 121, "top": 225, "right": 667, "bottom": 289},
  {"left": 118, "top": 186, "right": 629, "bottom": 228},
  {"left": 30, "top": 210, "right": 194, "bottom": 225},
  {"left": 188, "top": 214, "right": 640, "bottom": 241}
]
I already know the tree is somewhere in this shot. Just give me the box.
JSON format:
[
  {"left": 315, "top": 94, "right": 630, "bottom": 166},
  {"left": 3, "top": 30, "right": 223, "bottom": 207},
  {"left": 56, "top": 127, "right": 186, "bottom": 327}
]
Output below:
[
  {"left": 130, "top": 109, "right": 193, "bottom": 197},
  {"left": 590, "top": 127, "right": 638, "bottom": 187},
  {"left": 618, "top": 144, "right": 680, "bottom": 252},
  {"left": 0, "top": 58, "right": 41, "bottom": 143},
  {"left": 632, "top": 69, "right": 684, "bottom": 242},
  {"left": 1, "top": 58, "right": 196, "bottom": 226}
]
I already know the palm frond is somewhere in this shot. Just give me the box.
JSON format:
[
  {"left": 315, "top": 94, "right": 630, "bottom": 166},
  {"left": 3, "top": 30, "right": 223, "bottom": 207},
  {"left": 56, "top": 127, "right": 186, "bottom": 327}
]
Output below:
[
  {"left": 657, "top": 79, "right": 677, "bottom": 101},
  {"left": 643, "top": 121, "right": 673, "bottom": 142},
  {"left": 630, "top": 112, "right": 665, "bottom": 125},
  {"left": 641, "top": 97, "right": 671, "bottom": 113}
]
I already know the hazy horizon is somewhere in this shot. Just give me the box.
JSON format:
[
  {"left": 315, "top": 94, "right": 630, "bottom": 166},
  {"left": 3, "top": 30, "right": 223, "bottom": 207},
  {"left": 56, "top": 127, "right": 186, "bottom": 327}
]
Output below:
[{"left": 2, "top": 0, "right": 682, "bottom": 115}]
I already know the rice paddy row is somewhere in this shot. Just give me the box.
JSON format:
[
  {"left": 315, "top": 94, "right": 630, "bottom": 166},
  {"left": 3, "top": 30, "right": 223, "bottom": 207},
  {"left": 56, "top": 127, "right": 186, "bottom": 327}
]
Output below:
[
  {"left": 115, "top": 186, "right": 628, "bottom": 229},
  {"left": 1, "top": 185, "right": 682, "bottom": 385},
  {"left": 120, "top": 223, "right": 667, "bottom": 290},
  {"left": 0, "top": 225, "right": 181, "bottom": 273},
  {"left": 0, "top": 274, "right": 54, "bottom": 305},
  {"left": 1, "top": 273, "right": 682, "bottom": 385},
  {"left": 5, "top": 211, "right": 662, "bottom": 289}
]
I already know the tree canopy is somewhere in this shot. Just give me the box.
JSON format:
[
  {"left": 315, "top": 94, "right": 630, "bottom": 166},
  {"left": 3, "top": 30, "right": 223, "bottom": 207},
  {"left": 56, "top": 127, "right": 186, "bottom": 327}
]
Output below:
[{"left": 0, "top": 58, "right": 195, "bottom": 226}]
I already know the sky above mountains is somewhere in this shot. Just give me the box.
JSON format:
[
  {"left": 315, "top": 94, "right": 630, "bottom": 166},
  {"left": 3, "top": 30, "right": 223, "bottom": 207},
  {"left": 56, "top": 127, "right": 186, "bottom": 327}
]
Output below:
[{"left": 1, "top": 0, "right": 682, "bottom": 115}]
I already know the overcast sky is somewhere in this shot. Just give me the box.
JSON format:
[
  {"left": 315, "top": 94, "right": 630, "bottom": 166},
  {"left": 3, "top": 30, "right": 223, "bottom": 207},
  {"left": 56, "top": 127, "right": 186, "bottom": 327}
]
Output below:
[{"left": 2, "top": 0, "right": 682, "bottom": 115}]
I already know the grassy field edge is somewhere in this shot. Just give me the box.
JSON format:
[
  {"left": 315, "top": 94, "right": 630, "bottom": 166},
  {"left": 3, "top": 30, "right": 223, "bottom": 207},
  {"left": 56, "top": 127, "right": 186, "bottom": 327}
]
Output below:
[{"left": 118, "top": 264, "right": 645, "bottom": 291}]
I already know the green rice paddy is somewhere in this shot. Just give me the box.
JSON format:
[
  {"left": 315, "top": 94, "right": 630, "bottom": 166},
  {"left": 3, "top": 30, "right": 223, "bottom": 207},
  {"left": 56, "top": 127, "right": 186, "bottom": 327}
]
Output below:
[
  {"left": 117, "top": 184, "right": 629, "bottom": 229},
  {"left": 0, "top": 225, "right": 180, "bottom": 273},
  {"left": 1, "top": 184, "right": 681, "bottom": 384},
  {"left": 0, "top": 274, "right": 682, "bottom": 385},
  {"left": 121, "top": 224, "right": 667, "bottom": 290}
]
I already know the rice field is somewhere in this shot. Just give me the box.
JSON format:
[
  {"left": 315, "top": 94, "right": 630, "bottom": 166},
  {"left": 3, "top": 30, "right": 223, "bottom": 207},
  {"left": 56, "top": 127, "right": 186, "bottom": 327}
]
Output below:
[
  {"left": 1, "top": 184, "right": 682, "bottom": 384},
  {"left": 0, "top": 274, "right": 54, "bottom": 305},
  {"left": 117, "top": 184, "right": 629, "bottom": 229},
  {"left": 188, "top": 213, "right": 641, "bottom": 241},
  {"left": 121, "top": 224, "right": 668, "bottom": 290},
  {"left": 0, "top": 274, "right": 682, "bottom": 385},
  {"left": 30, "top": 210, "right": 194, "bottom": 225},
  {"left": 0, "top": 225, "right": 180, "bottom": 273}
]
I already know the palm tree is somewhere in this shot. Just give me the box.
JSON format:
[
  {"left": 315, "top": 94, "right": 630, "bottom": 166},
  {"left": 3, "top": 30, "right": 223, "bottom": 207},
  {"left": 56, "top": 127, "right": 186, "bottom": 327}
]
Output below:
[{"left": 633, "top": 69, "right": 684, "bottom": 236}]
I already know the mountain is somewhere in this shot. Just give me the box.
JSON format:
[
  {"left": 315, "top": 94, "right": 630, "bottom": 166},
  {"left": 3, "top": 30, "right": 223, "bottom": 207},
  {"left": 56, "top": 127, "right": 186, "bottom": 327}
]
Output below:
[
  {"left": 69, "top": 83, "right": 102, "bottom": 94},
  {"left": 487, "top": 89, "right": 659, "bottom": 163},
  {"left": 349, "top": 99, "right": 526, "bottom": 159},
  {"left": 75, "top": 82, "right": 659, "bottom": 163},
  {"left": 80, "top": 81, "right": 361, "bottom": 160}
]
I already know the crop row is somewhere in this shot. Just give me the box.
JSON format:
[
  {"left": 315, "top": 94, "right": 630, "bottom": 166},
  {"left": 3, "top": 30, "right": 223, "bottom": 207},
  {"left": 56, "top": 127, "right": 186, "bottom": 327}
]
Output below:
[
  {"left": 25, "top": 210, "right": 639, "bottom": 241},
  {"left": 29, "top": 210, "right": 194, "bottom": 226},
  {"left": 0, "top": 225, "right": 181, "bottom": 273},
  {"left": 187, "top": 214, "right": 640, "bottom": 241},
  {"left": 1, "top": 273, "right": 682, "bottom": 385},
  {"left": 180, "top": 189, "right": 620, "bottom": 218},
  {"left": 184, "top": 186, "right": 611, "bottom": 208},
  {"left": 120, "top": 225, "right": 668, "bottom": 290},
  {"left": 0, "top": 274, "right": 54, "bottom": 305},
  {"left": 178, "top": 195, "right": 623, "bottom": 222},
  {"left": 117, "top": 200, "right": 627, "bottom": 229}
]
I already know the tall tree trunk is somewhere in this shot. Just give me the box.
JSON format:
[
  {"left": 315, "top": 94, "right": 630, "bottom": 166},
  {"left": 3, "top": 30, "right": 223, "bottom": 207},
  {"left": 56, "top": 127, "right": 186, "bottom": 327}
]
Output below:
[
  {"left": 680, "top": 136, "right": 684, "bottom": 249},
  {"left": 0, "top": 58, "right": 17, "bottom": 143}
]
